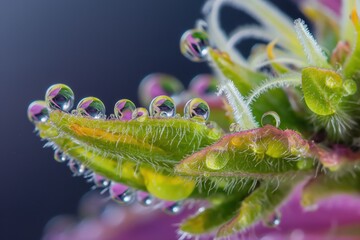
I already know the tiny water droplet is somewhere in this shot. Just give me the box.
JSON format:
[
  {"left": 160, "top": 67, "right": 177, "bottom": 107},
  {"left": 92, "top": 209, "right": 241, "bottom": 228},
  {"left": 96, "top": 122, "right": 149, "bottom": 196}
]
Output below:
[
  {"left": 54, "top": 150, "right": 67, "bottom": 163},
  {"left": 137, "top": 191, "right": 155, "bottom": 206},
  {"left": 263, "top": 211, "right": 281, "bottom": 228},
  {"left": 205, "top": 148, "right": 229, "bottom": 170},
  {"left": 77, "top": 97, "right": 106, "bottom": 119},
  {"left": 68, "top": 160, "right": 86, "bottom": 176},
  {"left": 132, "top": 107, "right": 149, "bottom": 122},
  {"left": 261, "top": 111, "right": 281, "bottom": 128},
  {"left": 162, "top": 201, "right": 183, "bottom": 215},
  {"left": 92, "top": 173, "right": 110, "bottom": 188},
  {"left": 149, "top": 95, "right": 176, "bottom": 117},
  {"left": 180, "top": 29, "right": 209, "bottom": 62},
  {"left": 27, "top": 100, "right": 50, "bottom": 123},
  {"left": 109, "top": 182, "right": 135, "bottom": 205},
  {"left": 184, "top": 98, "right": 210, "bottom": 121},
  {"left": 343, "top": 79, "right": 357, "bottom": 96},
  {"left": 45, "top": 84, "right": 74, "bottom": 112},
  {"left": 229, "top": 123, "right": 241, "bottom": 132},
  {"left": 114, "top": 99, "right": 136, "bottom": 120},
  {"left": 138, "top": 73, "right": 184, "bottom": 105}
]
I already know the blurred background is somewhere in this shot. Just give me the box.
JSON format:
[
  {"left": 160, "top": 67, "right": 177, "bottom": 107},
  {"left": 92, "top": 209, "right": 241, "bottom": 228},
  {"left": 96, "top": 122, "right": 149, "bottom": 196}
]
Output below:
[{"left": 0, "top": 0, "right": 301, "bottom": 239}]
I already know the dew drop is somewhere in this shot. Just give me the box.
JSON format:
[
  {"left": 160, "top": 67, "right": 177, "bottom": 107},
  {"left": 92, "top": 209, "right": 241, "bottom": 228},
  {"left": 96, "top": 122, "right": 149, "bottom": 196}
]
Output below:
[
  {"left": 138, "top": 73, "right": 184, "bottom": 105},
  {"left": 109, "top": 182, "right": 135, "bottom": 205},
  {"left": 68, "top": 159, "right": 86, "bottom": 176},
  {"left": 54, "top": 150, "right": 67, "bottom": 163},
  {"left": 27, "top": 100, "right": 50, "bottom": 123},
  {"left": 261, "top": 111, "right": 281, "bottom": 128},
  {"left": 132, "top": 107, "right": 149, "bottom": 122},
  {"left": 114, "top": 99, "right": 136, "bottom": 120},
  {"left": 149, "top": 95, "right": 176, "bottom": 117},
  {"left": 162, "top": 201, "right": 183, "bottom": 215},
  {"left": 77, "top": 97, "right": 106, "bottom": 119},
  {"left": 92, "top": 173, "right": 110, "bottom": 188},
  {"left": 263, "top": 211, "right": 281, "bottom": 228},
  {"left": 325, "top": 76, "right": 341, "bottom": 89},
  {"left": 184, "top": 98, "right": 210, "bottom": 121},
  {"left": 137, "top": 191, "right": 155, "bottom": 206},
  {"left": 45, "top": 84, "right": 74, "bottom": 112},
  {"left": 343, "top": 79, "right": 357, "bottom": 96},
  {"left": 180, "top": 29, "right": 210, "bottom": 62},
  {"left": 205, "top": 149, "right": 229, "bottom": 170}
]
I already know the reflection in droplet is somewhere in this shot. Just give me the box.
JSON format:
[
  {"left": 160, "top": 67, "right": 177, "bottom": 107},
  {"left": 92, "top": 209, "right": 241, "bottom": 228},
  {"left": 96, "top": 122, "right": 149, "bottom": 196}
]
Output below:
[
  {"left": 149, "top": 95, "right": 176, "bottom": 117},
  {"left": 68, "top": 159, "right": 86, "bottom": 176},
  {"left": 205, "top": 149, "right": 229, "bottom": 170},
  {"left": 54, "top": 150, "right": 67, "bottom": 163},
  {"left": 263, "top": 211, "right": 281, "bottom": 228},
  {"left": 229, "top": 123, "right": 241, "bottom": 133},
  {"left": 180, "top": 29, "right": 210, "bottom": 62},
  {"left": 114, "top": 99, "right": 136, "bottom": 120},
  {"left": 162, "top": 201, "right": 183, "bottom": 215},
  {"left": 27, "top": 100, "right": 50, "bottom": 123},
  {"left": 184, "top": 98, "right": 210, "bottom": 121},
  {"left": 92, "top": 173, "right": 110, "bottom": 188},
  {"left": 109, "top": 182, "right": 135, "bottom": 205},
  {"left": 261, "top": 111, "right": 281, "bottom": 128},
  {"left": 77, "top": 97, "right": 106, "bottom": 119},
  {"left": 45, "top": 84, "right": 74, "bottom": 112},
  {"left": 137, "top": 191, "right": 155, "bottom": 206}
]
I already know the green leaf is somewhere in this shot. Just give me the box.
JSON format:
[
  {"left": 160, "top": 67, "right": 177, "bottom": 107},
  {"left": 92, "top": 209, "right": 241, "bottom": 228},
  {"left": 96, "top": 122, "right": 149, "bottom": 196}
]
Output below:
[
  {"left": 36, "top": 110, "right": 224, "bottom": 201},
  {"left": 217, "top": 180, "right": 299, "bottom": 237},
  {"left": 344, "top": 8, "right": 360, "bottom": 79},
  {"left": 176, "top": 125, "right": 315, "bottom": 180},
  {"left": 302, "top": 67, "right": 344, "bottom": 115}
]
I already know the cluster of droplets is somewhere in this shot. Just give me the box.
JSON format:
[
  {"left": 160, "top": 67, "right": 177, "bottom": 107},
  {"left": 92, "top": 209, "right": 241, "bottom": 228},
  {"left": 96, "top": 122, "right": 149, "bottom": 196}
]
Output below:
[{"left": 27, "top": 82, "right": 212, "bottom": 215}]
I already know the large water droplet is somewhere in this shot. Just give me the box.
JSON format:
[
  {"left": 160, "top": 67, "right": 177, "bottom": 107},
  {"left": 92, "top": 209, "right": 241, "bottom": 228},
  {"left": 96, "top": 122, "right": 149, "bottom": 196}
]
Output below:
[
  {"left": 180, "top": 29, "right": 210, "bottom": 62},
  {"left": 205, "top": 149, "right": 229, "bottom": 170},
  {"left": 138, "top": 73, "right": 184, "bottom": 105},
  {"left": 54, "top": 150, "right": 67, "bottom": 163},
  {"left": 68, "top": 159, "right": 86, "bottom": 176},
  {"left": 92, "top": 173, "right": 110, "bottom": 188},
  {"left": 132, "top": 107, "right": 149, "bottom": 122},
  {"left": 261, "top": 111, "right": 281, "bottom": 128},
  {"left": 137, "top": 191, "right": 155, "bottom": 206},
  {"left": 162, "top": 201, "right": 183, "bottom": 215},
  {"left": 184, "top": 98, "right": 210, "bottom": 121},
  {"left": 149, "top": 95, "right": 176, "bottom": 117},
  {"left": 77, "top": 97, "right": 106, "bottom": 119},
  {"left": 263, "top": 211, "right": 281, "bottom": 228},
  {"left": 343, "top": 79, "right": 357, "bottom": 96},
  {"left": 45, "top": 84, "right": 74, "bottom": 112},
  {"left": 27, "top": 100, "right": 50, "bottom": 123},
  {"left": 109, "top": 182, "right": 135, "bottom": 205},
  {"left": 114, "top": 99, "right": 136, "bottom": 120}
]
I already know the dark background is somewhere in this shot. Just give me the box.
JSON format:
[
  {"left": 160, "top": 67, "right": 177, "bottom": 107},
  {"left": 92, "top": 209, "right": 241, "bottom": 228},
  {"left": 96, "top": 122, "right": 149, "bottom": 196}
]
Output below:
[{"left": 0, "top": 0, "right": 301, "bottom": 239}]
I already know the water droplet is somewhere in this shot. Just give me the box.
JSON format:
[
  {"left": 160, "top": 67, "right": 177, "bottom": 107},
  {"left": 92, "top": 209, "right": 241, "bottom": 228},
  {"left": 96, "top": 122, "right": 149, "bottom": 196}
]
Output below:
[
  {"left": 229, "top": 123, "right": 241, "bottom": 132},
  {"left": 68, "top": 159, "right": 86, "bottom": 176},
  {"left": 184, "top": 98, "right": 210, "bottom": 121},
  {"left": 114, "top": 99, "right": 136, "bottom": 120},
  {"left": 45, "top": 84, "right": 74, "bottom": 112},
  {"left": 54, "top": 150, "right": 67, "bottom": 163},
  {"left": 261, "top": 111, "right": 281, "bottom": 128},
  {"left": 263, "top": 211, "right": 281, "bottom": 228},
  {"left": 92, "top": 173, "right": 110, "bottom": 188},
  {"left": 343, "top": 79, "right": 357, "bottom": 96},
  {"left": 132, "top": 107, "right": 149, "bottom": 122},
  {"left": 27, "top": 100, "right": 50, "bottom": 123},
  {"left": 162, "top": 201, "right": 183, "bottom": 215},
  {"left": 149, "top": 95, "right": 176, "bottom": 117},
  {"left": 109, "top": 182, "right": 135, "bottom": 205},
  {"left": 137, "top": 191, "right": 155, "bottom": 206},
  {"left": 205, "top": 148, "right": 229, "bottom": 170},
  {"left": 180, "top": 29, "right": 210, "bottom": 62},
  {"left": 77, "top": 97, "right": 106, "bottom": 119},
  {"left": 138, "top": 73, "right": 184, "bottom": 105}
]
